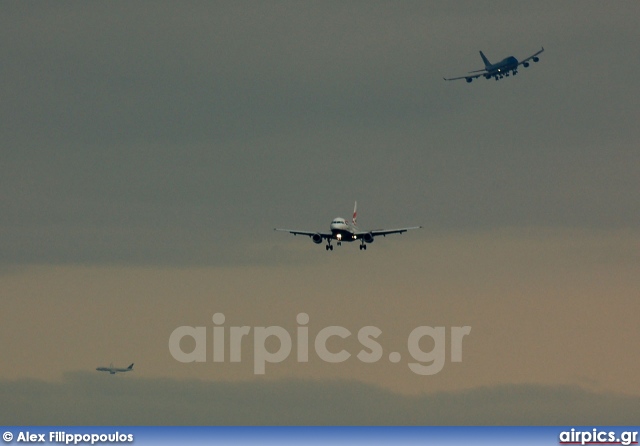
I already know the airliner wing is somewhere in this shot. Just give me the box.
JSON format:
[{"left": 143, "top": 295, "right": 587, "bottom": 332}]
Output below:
[
  {"left": 274, "top": 228, "right": 331, "bottom": 239},
  {"left": 518, "top": 47, "right": 544, "bottom": 66},
  {"left": 362, "top": 226, "right": 422, "bottom": 237}
]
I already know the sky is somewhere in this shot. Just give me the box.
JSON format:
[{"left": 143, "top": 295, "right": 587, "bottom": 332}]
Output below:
[{"left": 1, "top": 1, "right": 639, "bottom": 425}]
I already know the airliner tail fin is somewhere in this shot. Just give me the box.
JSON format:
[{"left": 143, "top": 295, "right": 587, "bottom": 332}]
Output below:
[{"left": 352, "top": 201, "right": 358, "bottom": 226}]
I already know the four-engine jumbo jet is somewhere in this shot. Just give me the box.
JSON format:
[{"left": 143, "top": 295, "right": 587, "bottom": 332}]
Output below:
[
  {"left": 444, "top": 47, "right": 544, "bottom": 83},
  {"left": 275, "top": 202, "right": 420, "bottom": 251},
  {"left": 96, "top": 363, "right": 134, "bottom": 374}
]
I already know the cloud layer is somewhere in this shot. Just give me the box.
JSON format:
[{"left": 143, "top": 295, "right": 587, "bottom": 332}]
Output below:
[{"left": 3, "top": 374, "right": 639, "bottom": 425}]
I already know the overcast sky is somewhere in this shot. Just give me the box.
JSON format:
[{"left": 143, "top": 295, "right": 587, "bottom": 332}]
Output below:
[{"left": 1, "top": 1, "right": 639, "bottom": 425}]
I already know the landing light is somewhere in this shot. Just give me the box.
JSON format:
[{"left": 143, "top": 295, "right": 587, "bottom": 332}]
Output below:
[{"left": 337, "top": 234, "right": 342, "bottom": 240}]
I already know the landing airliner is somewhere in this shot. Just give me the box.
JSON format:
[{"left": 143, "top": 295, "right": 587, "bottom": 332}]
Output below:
[
  {"left": 96, "top": 363, "right": 134, "bottom": 374},
  {"left": 275, "top": 202, "right": 420, "bottom": 251},
  {"left": 444, "top": 47, "right": 544, "bottom": 82}
]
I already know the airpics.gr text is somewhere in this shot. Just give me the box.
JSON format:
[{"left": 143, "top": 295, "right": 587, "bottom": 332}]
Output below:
[{"left": 169, "top": 313, "right": 471, "bottom": 375}]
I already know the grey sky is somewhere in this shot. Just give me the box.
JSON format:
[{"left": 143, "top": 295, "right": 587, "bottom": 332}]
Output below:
[
  {"left": 1, "top": 1, "right": 639, "bottom": 424},
  {"left": 2, "top": 1, "right": 638, "bottom": 266}
]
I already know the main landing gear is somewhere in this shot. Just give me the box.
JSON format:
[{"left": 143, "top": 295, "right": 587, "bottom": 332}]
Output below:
[
  {"left": 494, "top": 69, "right": 517, "bottom": 81},
  {"left": 324, "top": 241, "right": 368, "bottom": 251}
]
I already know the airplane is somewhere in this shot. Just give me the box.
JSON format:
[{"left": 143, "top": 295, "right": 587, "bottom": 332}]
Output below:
[
  {"left": 444, "top": 47, "right": 544, "bottom": 83},
  {"left": 275, "top": 202, "right": 421, "bottom": 251},
  {"left": 96, "top": 363, "right": 134, "bottom": 375}
]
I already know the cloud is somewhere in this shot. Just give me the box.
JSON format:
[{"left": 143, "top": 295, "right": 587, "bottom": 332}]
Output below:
[{"left": 2, "top": 373, "right": 639, "bottom": 425}]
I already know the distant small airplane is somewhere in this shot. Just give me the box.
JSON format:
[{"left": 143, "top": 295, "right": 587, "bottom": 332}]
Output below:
[
  {"left": 275, "top": 201, "right": 421, "bottom": 251},
  {"left": 444, "top": 47, "right": 544, "bottom": 82},
  {"left": 96, "top": 363, "right": 134, "bottom": 374}
]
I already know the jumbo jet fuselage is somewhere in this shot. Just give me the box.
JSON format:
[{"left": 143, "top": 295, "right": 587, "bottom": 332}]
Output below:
[{"left": 485, "top": 56, "right": 518, "bottom": 76}]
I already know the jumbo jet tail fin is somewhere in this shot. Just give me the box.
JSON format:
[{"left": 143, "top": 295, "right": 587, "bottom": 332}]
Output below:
[
  {"left": 352, "top": 201, "right": 358, "bottom": 226},
  {"left": 127, "top": 363, "right": 134, "bottom": 370},
  {"left": 479, "top": 51, "right": 491, "bottom": 68}
]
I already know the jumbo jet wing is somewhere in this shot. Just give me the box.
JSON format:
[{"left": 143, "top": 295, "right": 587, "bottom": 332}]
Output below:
[
  {"left": 443, "top": 72, "right": 485, "bottom": 82},
  {"left": 518, "top": 47, "right": 544, "bottom": 66}
]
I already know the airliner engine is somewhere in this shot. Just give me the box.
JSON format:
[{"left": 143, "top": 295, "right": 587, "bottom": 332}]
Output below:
[
  {"left": 311, "top": 233, "right": 323, "bottom": 244},
  {"left": 363, "top": 233, "right": 375, "bottom": 244}
]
